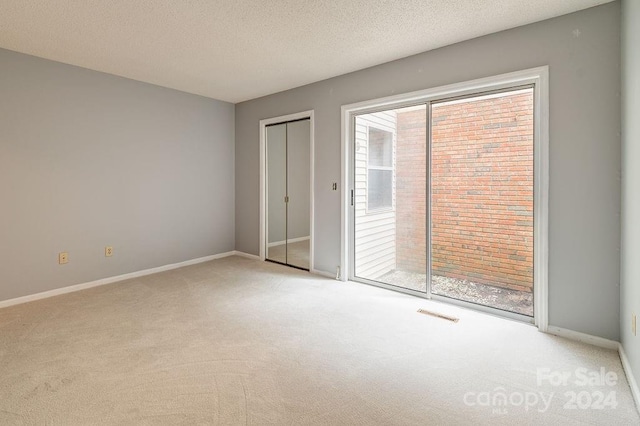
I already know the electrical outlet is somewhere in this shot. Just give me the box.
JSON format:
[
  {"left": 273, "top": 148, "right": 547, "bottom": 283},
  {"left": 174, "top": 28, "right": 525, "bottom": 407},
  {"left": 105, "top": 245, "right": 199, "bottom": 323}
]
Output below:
[
  {"left": 58, "top": 252, "right": 68, "bottom": 264},
  {"left": 633, "top": 314, "right": 637, "bottom": 337},
  {"left": 105, "top": 246, "right": 113, "bottom": 257}
]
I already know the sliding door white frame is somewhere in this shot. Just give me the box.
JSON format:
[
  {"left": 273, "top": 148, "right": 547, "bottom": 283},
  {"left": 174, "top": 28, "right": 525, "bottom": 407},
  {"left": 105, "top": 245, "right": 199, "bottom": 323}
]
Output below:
[
  {"left": 260, "top": 110, "right": 315, "bottom": 271},
  {"left": 340, "top": 67, "right": 549, "bottom": 330}
]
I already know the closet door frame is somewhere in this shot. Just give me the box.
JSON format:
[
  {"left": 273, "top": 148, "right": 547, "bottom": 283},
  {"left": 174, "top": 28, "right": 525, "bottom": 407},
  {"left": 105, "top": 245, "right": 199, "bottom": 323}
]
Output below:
[{"left": 260, "top": 110, "right": 315, "bottom": 271}]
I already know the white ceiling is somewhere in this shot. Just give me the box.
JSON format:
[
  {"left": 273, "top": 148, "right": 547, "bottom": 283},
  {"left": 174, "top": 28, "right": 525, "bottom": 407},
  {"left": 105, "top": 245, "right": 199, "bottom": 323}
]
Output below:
[{"left": 0, "top": 0, "right": 613, "bottom": 103}]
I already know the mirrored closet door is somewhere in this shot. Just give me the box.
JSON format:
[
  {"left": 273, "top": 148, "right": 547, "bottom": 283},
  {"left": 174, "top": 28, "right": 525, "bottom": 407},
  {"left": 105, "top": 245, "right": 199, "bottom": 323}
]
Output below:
[{"left": 266, "top": 118, "right": 311, "bottom": 270}]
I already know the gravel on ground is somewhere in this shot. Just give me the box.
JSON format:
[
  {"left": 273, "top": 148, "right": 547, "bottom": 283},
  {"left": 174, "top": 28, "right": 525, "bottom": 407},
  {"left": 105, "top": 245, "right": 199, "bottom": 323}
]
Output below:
[{"left": 378, "top": 269, "right": 533, "bottom": 316}]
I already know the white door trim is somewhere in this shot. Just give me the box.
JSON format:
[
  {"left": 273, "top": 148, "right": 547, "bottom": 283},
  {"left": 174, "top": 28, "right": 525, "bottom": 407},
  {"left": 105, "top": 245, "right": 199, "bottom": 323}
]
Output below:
[
  {"left": 259, "top": 110, "right": 315, "bottom": 271},
  {"left": 340, "top": 67, "right": 549, "bottom": 330}
]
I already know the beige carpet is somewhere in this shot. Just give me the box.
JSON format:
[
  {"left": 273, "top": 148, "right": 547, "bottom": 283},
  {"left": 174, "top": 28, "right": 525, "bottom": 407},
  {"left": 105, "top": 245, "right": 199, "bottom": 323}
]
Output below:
[{"left": 0, "top": 256, "right": 638, "bottom": 425}]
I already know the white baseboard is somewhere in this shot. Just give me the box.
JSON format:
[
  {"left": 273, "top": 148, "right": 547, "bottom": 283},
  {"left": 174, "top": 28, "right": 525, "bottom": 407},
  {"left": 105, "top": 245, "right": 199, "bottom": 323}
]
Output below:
[
  {"left": 234, "top": 252, "right": 331, "bottom": 278},
  {"left": 538, "top": 326, "right": 640, "bottom": 413},
  {"left": 545, "top": 326, "right": 619, "bottom": 350},
  {"left": 267, "top": 236, "right": 310, "bottom": 248},
  {"left": 0, "top": 251, "right": 237, "bottom": 309},
  {"left": 619, "top": 343, "right": 640, "bottom": 411},
  {"left": 232, "top": 251, "right": 261, "bottom": 261},
  {"left": 311, "top": 268, "right": 337, "bottom": 279}
]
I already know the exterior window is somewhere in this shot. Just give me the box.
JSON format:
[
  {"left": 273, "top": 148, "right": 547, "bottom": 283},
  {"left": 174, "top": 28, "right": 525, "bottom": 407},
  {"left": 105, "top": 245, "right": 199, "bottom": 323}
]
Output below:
[{"left": 367, "top": 127, "right": 393, "bottom": 210}]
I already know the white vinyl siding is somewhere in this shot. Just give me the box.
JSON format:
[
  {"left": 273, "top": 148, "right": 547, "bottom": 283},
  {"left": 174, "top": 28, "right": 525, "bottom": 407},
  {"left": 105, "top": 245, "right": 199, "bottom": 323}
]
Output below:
[{"left": 354, "top": 111, "right": 396, "bottom": 280}]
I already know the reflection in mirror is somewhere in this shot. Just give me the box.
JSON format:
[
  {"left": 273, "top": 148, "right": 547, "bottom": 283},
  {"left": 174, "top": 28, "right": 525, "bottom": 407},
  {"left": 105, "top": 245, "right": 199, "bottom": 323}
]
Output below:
[
  {"left": 265, "top": 119, "right": 311, "bottom": 270},
  {"left": 286, "top": 120, "right": 310, "bottom": 269},
  {"left": 266, "top": 123, "right": 287, "bottom": 264}
]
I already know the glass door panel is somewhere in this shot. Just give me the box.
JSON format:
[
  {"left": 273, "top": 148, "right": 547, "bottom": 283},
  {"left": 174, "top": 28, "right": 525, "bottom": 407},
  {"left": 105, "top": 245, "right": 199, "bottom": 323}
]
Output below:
[
  {"left": 353, "top": 105, "right": 427, "bottom": 292},
  {"left": 429, "top": 88, "right": 534, "bottom": 316}
]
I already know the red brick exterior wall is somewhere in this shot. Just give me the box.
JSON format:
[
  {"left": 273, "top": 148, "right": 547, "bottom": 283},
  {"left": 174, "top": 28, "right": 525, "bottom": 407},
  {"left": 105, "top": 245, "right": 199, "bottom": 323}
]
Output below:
[{"left": 395, "top": 91, "right": 534, "bottom": 291}]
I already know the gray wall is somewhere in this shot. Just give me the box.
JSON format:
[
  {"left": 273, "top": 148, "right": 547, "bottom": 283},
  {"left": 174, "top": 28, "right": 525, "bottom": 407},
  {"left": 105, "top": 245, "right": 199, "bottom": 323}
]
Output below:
[
  {"left": 621, "top": 0, "right": 640, "bottom": 389},
  {"left": 0, "top": 48, "right": 235, "bottom": 302},
  {"left": 236, "top": 3, "right": 621, "bottom": 340}
]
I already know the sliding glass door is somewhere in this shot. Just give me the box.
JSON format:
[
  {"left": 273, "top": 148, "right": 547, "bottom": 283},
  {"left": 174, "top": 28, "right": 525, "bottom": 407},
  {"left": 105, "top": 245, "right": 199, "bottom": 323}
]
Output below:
[{"left": 350, "top": 86, "right": 536, "bottom": 318}]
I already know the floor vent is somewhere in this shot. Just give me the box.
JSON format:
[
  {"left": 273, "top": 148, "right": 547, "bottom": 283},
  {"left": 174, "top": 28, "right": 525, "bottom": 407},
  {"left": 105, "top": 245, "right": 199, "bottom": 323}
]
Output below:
[{"left": 417, "top": 309, "right": 459, "bottom": 323}]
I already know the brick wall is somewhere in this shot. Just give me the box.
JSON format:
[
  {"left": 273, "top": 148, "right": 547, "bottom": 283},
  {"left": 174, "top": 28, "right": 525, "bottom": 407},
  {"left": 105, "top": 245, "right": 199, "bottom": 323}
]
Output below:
[{"left": 395, "top": 90, "right": 534, "bottom": 291}]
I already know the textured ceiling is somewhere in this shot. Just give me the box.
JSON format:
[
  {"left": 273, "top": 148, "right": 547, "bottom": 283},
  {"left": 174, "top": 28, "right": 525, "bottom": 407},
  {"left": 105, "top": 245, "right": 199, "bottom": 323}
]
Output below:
[{"left": 0, "top": 0, "right": 613, "bottom": 103}]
